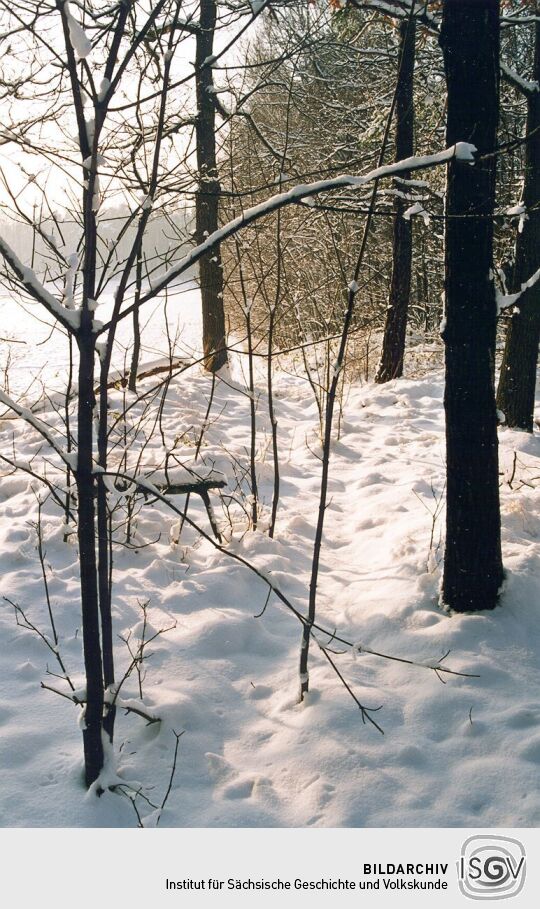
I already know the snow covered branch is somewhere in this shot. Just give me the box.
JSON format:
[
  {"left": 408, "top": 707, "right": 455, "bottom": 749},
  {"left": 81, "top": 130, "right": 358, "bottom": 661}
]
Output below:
[
  {"left": 0, "top": 388, "right": 73, "bottom": 467},
  {"left": 496, "top": 265, "right": 540, "bottom": 314},
  {"left": 500, "top": 61, "right": 540, "bottom": 98},
  {"left": 104, "top": 142, "right": 476, "bottom": 332},
  {"left": 0, "top": 235, "right": 80, "bottom": 332},
  {"left": 347, "top": 0, "right": 438, "bottom": 34},
  {"left": 351, "top": 1, "right": 538, "bottom": 98}
]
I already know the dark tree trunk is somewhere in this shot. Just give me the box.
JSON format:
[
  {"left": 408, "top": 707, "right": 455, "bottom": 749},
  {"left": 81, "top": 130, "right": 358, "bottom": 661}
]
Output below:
[
  {"left": 497, "top": 18, "right": 540, "bottom": 432},
  {"left": 76, "top": 319, "right": 105, "bottom": 786},
  {"left": 128, "top": 251, "right": 143, "bottom": 393},
  {"left": 97, "top": 412, "right": 115, "bottom": 743},
  {"left": 195, "top": 0, "right": 227, "bottom": 373},
  {"left": 440, "top": 0, "right": 504, "bottom": 612},
  {"left": 375, "top": 17, "right": 416, "bottom": 383},
  {"left": 128, "top": 303, "right": 141, "bottom": 393}
]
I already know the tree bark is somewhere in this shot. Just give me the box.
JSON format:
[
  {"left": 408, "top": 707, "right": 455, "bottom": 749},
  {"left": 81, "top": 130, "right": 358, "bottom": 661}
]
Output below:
[
  {"left": 195, "top": 0, "right": 227, "bottom": 373},
  {"left": 496, "top": 17, "right": 540, "bottom": 432},
  {"left": 76, "top": 319, "right": 105, "bottom": 786},
  {"left": 128, "top": 251, "right": 143, "bottom": 393},
  {"left": 375, "top": 17, "right": 416, "bottom": 383},
  {"left": 440, "top": 0, "right": 504, "bottom": 612}
]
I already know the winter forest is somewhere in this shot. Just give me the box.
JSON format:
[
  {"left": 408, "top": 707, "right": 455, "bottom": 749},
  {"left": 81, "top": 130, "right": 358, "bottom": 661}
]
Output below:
[{"left": 0, "top": 0, "right": 539, "bottom": 829}]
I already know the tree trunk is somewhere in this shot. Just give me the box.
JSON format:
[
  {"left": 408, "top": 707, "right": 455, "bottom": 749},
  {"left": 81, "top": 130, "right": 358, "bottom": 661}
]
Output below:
[
  {"left": 128, "top": 251, "right": 143, "bottom": 393},
  {"left": 97, "top": 363, "right": 115, "bottom": 743},
  {"left": 440, "top": 0, "right": 504, "bottom": 612},
  {"left": 76, "top": 319, "right": 105, "bottom": 786},
  {"left": 496, "top": 18, "right": 540, "bottom": 432},
  {"left": 195, "top": 0, "right": 227, "bottom": 373},
  {"left": 375, "top": 17, "right": 416, "bottom": 384}
]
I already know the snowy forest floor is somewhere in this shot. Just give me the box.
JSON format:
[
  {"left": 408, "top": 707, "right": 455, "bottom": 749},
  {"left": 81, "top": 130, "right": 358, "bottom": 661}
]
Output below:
[{"left": 1, "top": 351, "right": 539, "bottom": 827}]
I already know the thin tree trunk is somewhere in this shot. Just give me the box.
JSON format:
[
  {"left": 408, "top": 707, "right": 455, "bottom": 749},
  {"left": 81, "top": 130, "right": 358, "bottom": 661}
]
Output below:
[
  {"left": 97, "top": 368, "right": 115, "bottom": 742},
  {"left": 440, "top": 0, "right": 504, "bottom": 613},
  {"left": 497, "top": 17, "right": 540, "bottom": 431},
  {"left": 267, "top": 300, "right": 279, "bottom": 538},
  {"left": 375, "top": 17, "right": 416, "bottom": 383},
  {"left": 128, "top": 251, "right": 143, "bottom": 393},
  {"left": 195, "top": 0, "right": 227, "bottom": 373},
  {"left": 245, "top": 305, "right": 258, "bottom": 530},
  {"left": 76, "top": 321, "right": 105, "bottom": 786}
]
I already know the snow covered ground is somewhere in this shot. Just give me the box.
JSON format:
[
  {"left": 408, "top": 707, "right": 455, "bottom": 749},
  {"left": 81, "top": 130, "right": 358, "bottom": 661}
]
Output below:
[
  {"left": 0, "top": 277, "right": 202, "bottom": 397},
  {"left": 0, "top": 328, "right": 539, "bottom": 827}
]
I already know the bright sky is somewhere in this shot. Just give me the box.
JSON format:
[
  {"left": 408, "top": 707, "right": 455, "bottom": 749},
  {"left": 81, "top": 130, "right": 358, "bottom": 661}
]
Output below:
[{"left": 0, "top": 0, "right": 262, "bottom": 215}]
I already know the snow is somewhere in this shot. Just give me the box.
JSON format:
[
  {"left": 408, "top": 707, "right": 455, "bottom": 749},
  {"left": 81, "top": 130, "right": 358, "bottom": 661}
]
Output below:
[
  {"left": 82, "top": 154, "right": 107, "bottom": 170},
  {"left": 507, "top": 203, "right": 526, "bottom": 216},
  {"left": 91, "top": 174, "right": 101, "bottom": 212},
  {"left": 85, "top": 117, "right": 95, "bottom": 146},
  {"left": 501, "top": 61, "right": 539, "bottom": 95},
  {"left": 496, "top": 265, "right": 540, "bottom": 314},
  {"left": 98, "top": 78, "right": 111, "bottom": 102},
  {"left": 1, "top": 327, "right": 540, "bottom": 827},
  {"left": 0, "top": 279, "right": 202, "bottom": 399},
  {"left": 506, "top": 203, "right": 528, "bottom": 233},
  {"left": 144, "top": 144, "right": 476, "bottom": 310},
  {"left": 0, "top": 387, "right": 72, "bottom": 465},
  {"left": 453, "top": 141, "right": 477, "bottom": 162},
  {"left": 64, "top": 2, "right": 92, "bottom": 60},
  {"left": 142, "top": 465, "right": 227, "bottom": 489},
  {"left": 63, "top": 253, "right": 78, "bottom": 309},
  {"left": 395, "top": 177, "right": 429, "bottom": 190},
  {"left": 0, "top": 234, "right": 81, "bottom": 330},
  {"left": 403, "top": 201, "right": 430, "bottom": 225}
]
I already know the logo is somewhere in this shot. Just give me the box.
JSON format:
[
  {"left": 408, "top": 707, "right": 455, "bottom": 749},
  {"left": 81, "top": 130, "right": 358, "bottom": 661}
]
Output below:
[{"left": 458, "top": 836, "right": 526, "bottom": 901}]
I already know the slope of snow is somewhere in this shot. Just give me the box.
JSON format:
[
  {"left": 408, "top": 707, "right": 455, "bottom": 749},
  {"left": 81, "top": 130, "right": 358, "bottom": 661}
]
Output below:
[{"left": 0, "top": 345, "right": 539, "bottom": 827}]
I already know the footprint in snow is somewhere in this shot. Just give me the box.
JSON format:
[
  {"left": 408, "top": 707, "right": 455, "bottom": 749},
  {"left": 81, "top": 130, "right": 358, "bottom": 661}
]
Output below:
[
  {"left": 505, "top": 707, "right": 540, "bottom": 730},
  {"left": 395, "top": 745, "right": 425, "bottom": 767},
  {"left": 362, "top": 472, "right": 385, "bottom": 485},
  {"left": 355, "top": 516, "right": 384, "bottom": 530},
  {"left": 206, "top": 753, "right": 265, "bottom": 800},
  {"left": 15, "top": 661, "right": 41, "bottom": 679},
  {"left": 205, "top": 752, "right": 234, "bottom": 781},
  {"left": 223, "top": 778, "right": 255, "bottom": 800}
]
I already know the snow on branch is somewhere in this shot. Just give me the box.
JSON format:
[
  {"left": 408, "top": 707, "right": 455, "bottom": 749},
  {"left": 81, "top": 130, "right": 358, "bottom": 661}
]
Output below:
[
  {"left": 0, "top": 388, "right": 73, "bottom": 467},
  {"left": 496, "top": 266, "right": 540, "bottom": 315},
  {"left": 500, "top": 61, "right": 540, "bottom": 97},
  {"left": 64, "top": 1, "right": 92, "bottom": 59},
  {"left": 107, "top": 143, "right": 475, "bottom": 330},
  {"left": 356, "top": 0, "right": 540, "bottom": 43},
  {"left": 354, "top": 2, "right": 537, "bottom": 97},
  {"left": 349, "top": 0, "right": 438, "bottom": 34},
  {"left": 502, "top": 14, "right": 540, "bottom": 26},
  {"left": 403, "top": 201, "right": 430, "bottom": 225},
  {"left": 0, "top": 235, "right": 80, "bottom": 331}
]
